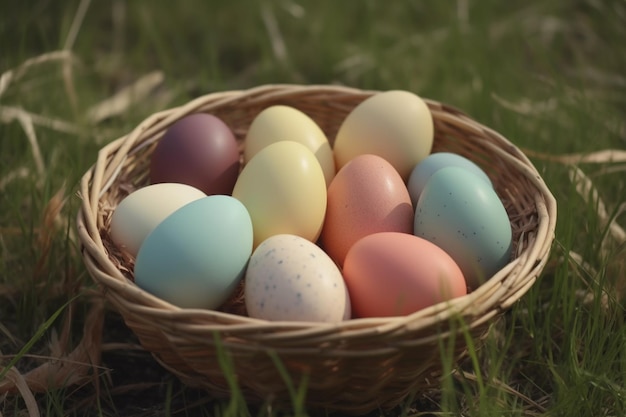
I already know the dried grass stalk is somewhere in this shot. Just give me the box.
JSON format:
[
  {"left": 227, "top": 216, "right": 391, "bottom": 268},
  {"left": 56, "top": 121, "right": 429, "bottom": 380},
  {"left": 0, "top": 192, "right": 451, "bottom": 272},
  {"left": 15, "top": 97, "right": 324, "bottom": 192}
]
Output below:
[
  {"left": 0, "top": 50, "right": 78, "bottom": 99},
  {"left": 525, "top": 148, "right": 626, "bottom": 165},
  {"left": 85, "top": 71, "right": 165, "bottom": 123},
  {"left": 0, "top": 298, "right": 104, "bottom": 396},
  {"left": 568, "top": 165, "right": 626, "bottom": 247},
  {"left": 0, "top": 106, "right": 82, "bottom": 136},
  {"left": 14, "top": 111, "right": 45, "bottom": 179},
  {"left": 0, "top": 167, "right": 29, "bottom": 191},
  {"left": 2, "top": 367, "right": 40, "bottom": 417}
]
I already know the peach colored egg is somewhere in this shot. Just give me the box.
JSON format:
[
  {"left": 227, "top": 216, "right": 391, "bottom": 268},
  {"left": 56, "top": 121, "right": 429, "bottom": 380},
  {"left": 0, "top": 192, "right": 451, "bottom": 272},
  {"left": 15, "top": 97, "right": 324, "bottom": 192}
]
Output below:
[
  {"left": 343, "top": 232, "right": 467, "bottom": 318},
  {"left": 320, "top": 154, "right": 413, "bottom": 267}
]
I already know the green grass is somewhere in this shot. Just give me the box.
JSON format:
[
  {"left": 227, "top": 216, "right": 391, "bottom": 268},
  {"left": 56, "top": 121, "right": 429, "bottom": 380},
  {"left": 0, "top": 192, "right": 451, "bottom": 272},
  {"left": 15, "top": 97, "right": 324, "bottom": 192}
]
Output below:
[{"left": 1, "top": 0, "right": 625, "bottom": 416}]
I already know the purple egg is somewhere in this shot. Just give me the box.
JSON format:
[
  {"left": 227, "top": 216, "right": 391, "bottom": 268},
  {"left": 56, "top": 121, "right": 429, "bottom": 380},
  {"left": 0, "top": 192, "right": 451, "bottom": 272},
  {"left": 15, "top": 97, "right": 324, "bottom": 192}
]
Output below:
[{"left": 150, "top": 113, "right": 240, "bottom": 196}]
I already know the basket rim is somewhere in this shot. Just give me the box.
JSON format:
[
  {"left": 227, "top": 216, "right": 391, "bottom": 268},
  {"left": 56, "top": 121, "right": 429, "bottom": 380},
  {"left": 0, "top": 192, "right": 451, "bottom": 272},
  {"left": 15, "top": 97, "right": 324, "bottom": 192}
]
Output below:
[{"left": 76, "top": 83, "right": 558, "bottom": 336}]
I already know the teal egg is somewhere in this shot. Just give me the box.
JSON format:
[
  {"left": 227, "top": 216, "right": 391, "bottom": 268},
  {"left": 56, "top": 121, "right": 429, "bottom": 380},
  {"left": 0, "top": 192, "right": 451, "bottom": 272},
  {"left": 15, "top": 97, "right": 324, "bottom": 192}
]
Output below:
[
  {"left": 134, "top": 195, "right": 253, "bottom": 309},
  {"left": 407, "top": 152, "right": 493, "bottom": 206},
  {"left": 414, "top": 166, "right": 512, "bottom": 288}
]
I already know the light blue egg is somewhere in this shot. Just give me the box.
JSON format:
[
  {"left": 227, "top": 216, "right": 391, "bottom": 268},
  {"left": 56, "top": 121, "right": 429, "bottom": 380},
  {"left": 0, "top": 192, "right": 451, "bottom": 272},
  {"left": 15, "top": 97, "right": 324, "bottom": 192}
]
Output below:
[
  {"left": 414, "top": 166, "right": 512, "bottom": 288},
  {"left": 407, "top": 152, "right": 493, "bottom": 206},
  {"left": 134, "top": 195, "right": 253, "bottom": 309}
]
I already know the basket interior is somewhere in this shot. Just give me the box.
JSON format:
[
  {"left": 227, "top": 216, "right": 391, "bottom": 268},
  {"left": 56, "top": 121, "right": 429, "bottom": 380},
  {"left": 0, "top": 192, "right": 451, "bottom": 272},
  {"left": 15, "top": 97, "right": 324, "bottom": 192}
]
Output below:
[{"left": 99, "top": 89, "right": 540, "bottom": 302}]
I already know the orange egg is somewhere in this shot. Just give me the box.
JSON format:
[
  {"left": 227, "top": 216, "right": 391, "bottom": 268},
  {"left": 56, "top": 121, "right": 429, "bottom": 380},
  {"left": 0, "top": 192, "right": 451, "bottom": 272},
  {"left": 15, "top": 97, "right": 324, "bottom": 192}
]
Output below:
[
  {"left": 343, "top": 232, "right": 467, "bottom": 318},
  {"left": 320, "top": 154, "right": 413, "bottom": 266}
]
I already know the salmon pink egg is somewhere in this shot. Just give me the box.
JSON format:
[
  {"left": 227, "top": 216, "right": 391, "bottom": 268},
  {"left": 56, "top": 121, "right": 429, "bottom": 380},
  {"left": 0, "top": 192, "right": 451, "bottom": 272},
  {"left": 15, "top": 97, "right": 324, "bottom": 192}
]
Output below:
[{"left": 342, "top": 232, "right": 467, "bottom": 318}]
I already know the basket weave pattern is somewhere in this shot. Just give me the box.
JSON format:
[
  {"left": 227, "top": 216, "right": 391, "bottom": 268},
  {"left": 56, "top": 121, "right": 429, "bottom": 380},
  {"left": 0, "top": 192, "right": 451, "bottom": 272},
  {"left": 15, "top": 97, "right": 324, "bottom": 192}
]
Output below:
[{"left": 77, "top": 84, "right": 557, "bottom": 414}]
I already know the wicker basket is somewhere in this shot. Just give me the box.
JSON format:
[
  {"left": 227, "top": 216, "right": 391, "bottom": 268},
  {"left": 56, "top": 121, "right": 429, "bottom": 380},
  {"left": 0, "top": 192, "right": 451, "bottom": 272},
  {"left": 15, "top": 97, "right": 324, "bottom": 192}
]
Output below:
[{"left": 76, "top": 84, "right": 557, "bottom": 414}]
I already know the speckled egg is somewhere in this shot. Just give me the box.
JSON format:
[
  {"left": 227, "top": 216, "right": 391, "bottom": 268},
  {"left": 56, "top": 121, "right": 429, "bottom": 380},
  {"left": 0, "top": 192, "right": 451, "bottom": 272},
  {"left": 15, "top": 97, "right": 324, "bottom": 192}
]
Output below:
[
  {"left": 320, "top": 154, "right": 413, "bottom": 267},
  {"left": 414, "top": 166, "right": 512, "bottom": 289},
  {"left": 407, "top": 152, "right": 493, "bottom": 206},
  {"left": 244, "top": 234, "right": 351, "bottom": 322}
]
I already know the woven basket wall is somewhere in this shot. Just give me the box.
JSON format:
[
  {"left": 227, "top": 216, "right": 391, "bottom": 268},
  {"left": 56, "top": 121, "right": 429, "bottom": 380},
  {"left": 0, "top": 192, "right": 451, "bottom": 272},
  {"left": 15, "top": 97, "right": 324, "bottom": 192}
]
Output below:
[{"left": 76, "top": 84, "right": 557, "bottom": 414}]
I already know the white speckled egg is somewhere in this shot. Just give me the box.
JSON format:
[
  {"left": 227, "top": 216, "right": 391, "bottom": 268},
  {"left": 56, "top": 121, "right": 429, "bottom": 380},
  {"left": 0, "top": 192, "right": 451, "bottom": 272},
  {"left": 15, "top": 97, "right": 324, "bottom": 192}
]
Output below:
[{"left": 245, "top": 234, "right": 351, "bottom": 322}]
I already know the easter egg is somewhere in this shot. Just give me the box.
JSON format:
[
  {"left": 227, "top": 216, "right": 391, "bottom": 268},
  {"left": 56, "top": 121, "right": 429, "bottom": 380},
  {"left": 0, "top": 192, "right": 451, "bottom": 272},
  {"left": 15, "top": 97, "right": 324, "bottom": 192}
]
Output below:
[
  {"left": 110, "top": 183, "right": 206, "bottom": 257},
  {"left": 407, "top": 152, "right": 493, "bottom": 206},
  {"left": 232, "top": 141, "right": 327, "bottom": 248},
  {"left": 320, "top": 154, "right": 413, "bottom": 267},
  {"left": 414, "top": 166, "right": 513, "bottom": 288},
  {"left": 150, "top": 113, "right": 240, "bottom": 195},
  {"left": 134, "top": 195, "right": 253, "bottom": 309},
  {"left": 343, "top": 232, "right": 467, "bottom": 318},
  {"left": 244, "top": 105, "right": 335, "bottom": 187},
  {"left": 333, "top": 90, "right": 433, "bottom": 181},
  {"left": 245, "top": 234, "right": 351, "bottom": 322}
]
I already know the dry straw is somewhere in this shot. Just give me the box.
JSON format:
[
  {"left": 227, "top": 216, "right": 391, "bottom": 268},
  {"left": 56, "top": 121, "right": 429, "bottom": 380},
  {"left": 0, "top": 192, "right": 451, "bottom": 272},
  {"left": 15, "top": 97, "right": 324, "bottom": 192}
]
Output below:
[{"left": 76, "top": 84, "right": 557, "bottom": 414}]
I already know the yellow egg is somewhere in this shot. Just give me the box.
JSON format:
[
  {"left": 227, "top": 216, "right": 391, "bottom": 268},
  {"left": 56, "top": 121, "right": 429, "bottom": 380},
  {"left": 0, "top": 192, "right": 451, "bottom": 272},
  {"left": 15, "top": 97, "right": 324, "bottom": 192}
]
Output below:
[
  {"left": 233, "top": 141, "right": 327, "bottom": 248},
  {"left": 333, "top": 90, "right": 434, "bottom": 181},
  {"left": 244, "top": 105, "right": 335, "bottom": 187}
]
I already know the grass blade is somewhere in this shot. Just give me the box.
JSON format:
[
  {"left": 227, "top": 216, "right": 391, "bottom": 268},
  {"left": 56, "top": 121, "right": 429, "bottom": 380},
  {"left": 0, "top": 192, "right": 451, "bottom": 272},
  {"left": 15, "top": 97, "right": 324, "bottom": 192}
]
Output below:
[
  {"left": 212, "top": 331, "right": 250, "bottom": 417},
  {"left": 0, "top": 296, "right": 77, "bottom": 381},
  {"left": 267, "top": 350, "right": 309, "bottom": 417}
]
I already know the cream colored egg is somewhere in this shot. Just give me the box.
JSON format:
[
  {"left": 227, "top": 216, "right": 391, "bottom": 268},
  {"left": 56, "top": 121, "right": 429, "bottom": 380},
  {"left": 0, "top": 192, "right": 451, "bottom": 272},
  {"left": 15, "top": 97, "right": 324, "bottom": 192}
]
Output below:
[
  {"left": 110, "top": 183, "right": 206, "bottom": 256},
  {"left": 244, "top": 105, "right": 335, "bottom": 186},
  {"left": 333, "top": 90, "right": 434, "bottom": 181}
]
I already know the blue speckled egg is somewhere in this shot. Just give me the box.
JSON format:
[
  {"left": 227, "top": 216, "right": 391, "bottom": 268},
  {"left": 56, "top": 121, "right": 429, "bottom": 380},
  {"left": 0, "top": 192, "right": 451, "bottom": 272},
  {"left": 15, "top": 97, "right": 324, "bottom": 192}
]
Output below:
[
  {"left": 414, "top": 166, "right": 512, "bottom": 288},
  {"left": 407, "top": 152, "right": 493, "bottom": 206},
  {"left": 245, "top": 234, "right": 351, "bottom": 322},
  {"left": 134, "top": 195, "right": 253, "bottom": 309}
]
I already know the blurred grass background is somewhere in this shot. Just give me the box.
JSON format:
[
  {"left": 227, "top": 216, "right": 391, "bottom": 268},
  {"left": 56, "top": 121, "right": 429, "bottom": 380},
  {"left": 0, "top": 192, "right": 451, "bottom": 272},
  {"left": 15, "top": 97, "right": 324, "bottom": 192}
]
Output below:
[{"left": 1, "top": 1, "right": 625, "bottom": 416}]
